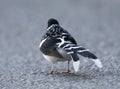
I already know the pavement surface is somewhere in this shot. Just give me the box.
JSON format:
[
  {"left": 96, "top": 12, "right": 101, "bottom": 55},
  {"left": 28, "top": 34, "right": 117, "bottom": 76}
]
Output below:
[{"left": 0, "top": 0, "right": 120, "bottom": 89}]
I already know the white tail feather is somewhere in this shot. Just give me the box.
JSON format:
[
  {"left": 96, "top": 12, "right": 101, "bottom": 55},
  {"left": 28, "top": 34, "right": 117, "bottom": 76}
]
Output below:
[
  {"left": 73, "top": 60, "right": 80, "bottom": 72},
  {"left": 91, "top": 59, "right": 103, "bottom": 68}
]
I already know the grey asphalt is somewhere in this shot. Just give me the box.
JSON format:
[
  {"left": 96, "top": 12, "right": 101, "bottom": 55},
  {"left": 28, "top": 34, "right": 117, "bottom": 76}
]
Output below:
[{"left": 0, "top": 0, "right": 120, "bottom": 89}]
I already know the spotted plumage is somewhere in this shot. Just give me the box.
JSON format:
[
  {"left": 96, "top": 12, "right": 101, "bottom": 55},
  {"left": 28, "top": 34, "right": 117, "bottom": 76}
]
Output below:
[{"left": 39, "top": 18, "right": 103, "bottom": 74}]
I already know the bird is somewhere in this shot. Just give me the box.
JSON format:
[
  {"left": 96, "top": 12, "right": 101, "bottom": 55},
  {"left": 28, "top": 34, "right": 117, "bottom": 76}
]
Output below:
[{"left": 39, "top": 18, "right": 103, "bottom": 74}]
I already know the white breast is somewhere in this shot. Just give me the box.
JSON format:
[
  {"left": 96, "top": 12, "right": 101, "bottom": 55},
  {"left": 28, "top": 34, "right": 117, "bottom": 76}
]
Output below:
[
  {"left": 39, "top": 39, "right": 47, "bottom": 48},
  {"left": 42, "top": 54, "right": 58, "bottom": 64},
  {"left": 42, "top": 48, "right": 71, "bottom": 64}
]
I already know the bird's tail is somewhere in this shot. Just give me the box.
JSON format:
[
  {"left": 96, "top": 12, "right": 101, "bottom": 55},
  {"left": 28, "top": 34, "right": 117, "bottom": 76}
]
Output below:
[
  {"left": 76, "top": 47, "right": 103, "bottom": 68},
  {"left": 61, "top": 44, "right": 103, "bottom": 71},
  {"left": 57, "top": 39, "right": 103, "bottom": 72},
  {"left": 66, "top": 45, "right": 103, "bottom": 69}
]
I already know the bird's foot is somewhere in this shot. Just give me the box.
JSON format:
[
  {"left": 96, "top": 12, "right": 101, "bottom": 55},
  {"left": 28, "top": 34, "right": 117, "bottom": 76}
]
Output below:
[
  {"left": 50, "top": 70, "right": 55, "bottom": 75},
  {"left": 62, "top": 70, "right": 71, "bottom": 74}
]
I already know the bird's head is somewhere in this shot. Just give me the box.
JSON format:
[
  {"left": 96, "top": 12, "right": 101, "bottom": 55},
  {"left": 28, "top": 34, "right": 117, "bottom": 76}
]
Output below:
[{"left": 47, "top": 18, "right": 59, "bottom": 28}]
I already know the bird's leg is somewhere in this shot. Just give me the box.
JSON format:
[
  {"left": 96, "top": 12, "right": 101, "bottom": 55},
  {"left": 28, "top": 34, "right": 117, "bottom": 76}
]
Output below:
[
  {"left": 50, "top": 64, "right": 55, "bottom": 74},
  {"left": 67, "top": 60, "right": 71, "bottom": 73},
  {"left": 63, "top": 61, "right": 71, "bottom": 73}
]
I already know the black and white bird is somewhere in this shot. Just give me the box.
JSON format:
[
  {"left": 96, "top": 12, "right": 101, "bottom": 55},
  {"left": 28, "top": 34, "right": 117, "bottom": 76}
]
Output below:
[{"left": 39, "top": 18, "right": 103, "bottom": 74}]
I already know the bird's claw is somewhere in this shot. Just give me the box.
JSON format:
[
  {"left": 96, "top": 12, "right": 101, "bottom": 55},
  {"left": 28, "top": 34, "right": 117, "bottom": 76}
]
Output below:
[
  {"left": 62, "top": 70, "right": 71, "bottom": 74},
  {"left": 50, "top": 70, "right": 55, "bottom": 74}
]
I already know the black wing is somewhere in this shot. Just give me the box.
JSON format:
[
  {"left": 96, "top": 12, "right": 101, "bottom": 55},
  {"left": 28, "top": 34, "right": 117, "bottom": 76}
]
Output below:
[{"left": 40, "top": 37, "right": 63, "bottom": 58}]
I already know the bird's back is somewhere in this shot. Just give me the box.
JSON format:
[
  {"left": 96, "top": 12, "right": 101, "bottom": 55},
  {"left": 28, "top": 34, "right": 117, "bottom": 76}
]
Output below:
[{"left": 41, "top": 24, "right": 77, "bottom": 45}]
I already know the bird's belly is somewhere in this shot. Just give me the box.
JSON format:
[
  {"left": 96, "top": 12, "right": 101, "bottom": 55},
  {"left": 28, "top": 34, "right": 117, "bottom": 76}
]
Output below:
[
  {"left": 57, "top": 48, "right": 70, "bottom": 58},
  {"left": 42, "top": 49, "right": 71, "bottom": 64}
]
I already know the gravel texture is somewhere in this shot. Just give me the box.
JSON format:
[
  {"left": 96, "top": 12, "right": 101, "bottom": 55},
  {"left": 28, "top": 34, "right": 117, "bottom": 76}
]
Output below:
[{"left": 0, "top": 0, "right": 120, "bottom": 89}]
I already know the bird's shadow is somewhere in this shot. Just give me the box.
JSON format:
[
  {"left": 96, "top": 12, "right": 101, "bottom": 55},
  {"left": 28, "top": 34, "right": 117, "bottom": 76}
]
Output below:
[
  {"left": 41, "top": 69, "right": 117, "bottom": 81},
  {"left": 42, "top": 71, "right": 99, "bottom": 80},
  {"left": 33, "top": 67, "right": 118, "bottom": 81}
]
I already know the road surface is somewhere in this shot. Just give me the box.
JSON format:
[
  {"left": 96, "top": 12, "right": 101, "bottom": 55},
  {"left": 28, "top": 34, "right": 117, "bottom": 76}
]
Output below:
[{"left": 0, "top": 0, "right": 120, "bottom": 89}]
